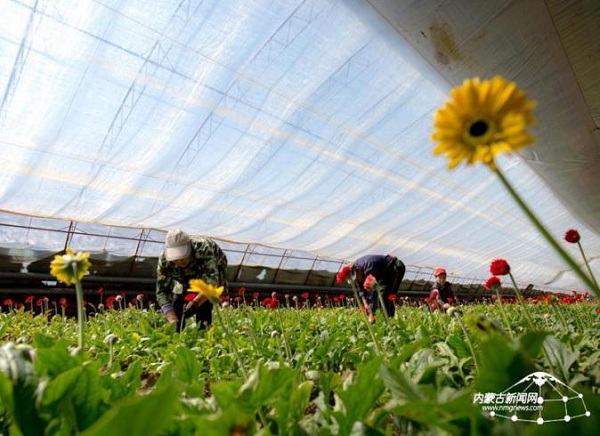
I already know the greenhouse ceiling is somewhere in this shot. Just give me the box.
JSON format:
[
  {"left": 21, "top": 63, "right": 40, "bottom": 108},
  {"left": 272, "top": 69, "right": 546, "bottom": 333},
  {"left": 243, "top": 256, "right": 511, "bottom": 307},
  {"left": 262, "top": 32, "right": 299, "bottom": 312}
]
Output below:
[{"left": 1, "top": 0, "right": 599, "bottom": 291}]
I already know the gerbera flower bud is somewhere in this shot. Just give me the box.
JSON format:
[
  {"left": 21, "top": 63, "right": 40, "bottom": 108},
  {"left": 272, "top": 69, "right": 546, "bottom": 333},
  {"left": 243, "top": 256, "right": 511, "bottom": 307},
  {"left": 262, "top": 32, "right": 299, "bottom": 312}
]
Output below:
[
  {"left": 564, "top": 229, "right": 580, "bottom": 244},
  {"left": 104, "top": 334, "right": 118, "bottom": 345}
]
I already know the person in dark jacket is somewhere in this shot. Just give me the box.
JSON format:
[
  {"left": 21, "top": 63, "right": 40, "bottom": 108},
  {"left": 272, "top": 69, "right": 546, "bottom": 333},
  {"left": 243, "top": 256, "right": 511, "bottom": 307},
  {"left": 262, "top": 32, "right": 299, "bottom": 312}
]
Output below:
[
  {"left": 353, "top": 254, "right": 405, "bottom": 322},
  {"left": 156, "top": 229, "right": 228, "bottom": 332}
]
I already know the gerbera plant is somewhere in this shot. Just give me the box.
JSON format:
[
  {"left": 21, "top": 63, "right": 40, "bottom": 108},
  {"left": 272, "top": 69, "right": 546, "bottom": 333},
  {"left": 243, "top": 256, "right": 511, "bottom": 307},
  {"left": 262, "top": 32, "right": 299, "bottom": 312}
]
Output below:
[
  {"left": 49, "top": 247, "right": 91, "bottom": 353},
  {"left": 483, "top": 275, "right": 514, "bottom": 337},
  {"left": 188, "top": 278, "right": 247, "bottom": 377},
  {"left": 490, "top": 259, "right": 536, "bottom": 329},
  {"left": 337, "top": 264, "right": 381, "bottom": 354},
  {"left": 432, "top": 76, "right": 599, "bottom": 298},
  {"left": 564, "top": 229, "right": 599, "bottom": 290}
]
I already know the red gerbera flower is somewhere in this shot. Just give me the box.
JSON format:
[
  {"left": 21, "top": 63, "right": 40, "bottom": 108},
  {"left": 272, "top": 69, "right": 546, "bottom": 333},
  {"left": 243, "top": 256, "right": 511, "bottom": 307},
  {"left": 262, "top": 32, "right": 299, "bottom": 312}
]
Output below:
[
  {"left": 105, "top": 296, "right": 116, "bottom": 308},
  {"left": 490, "top": 259, "right": 510, "bottom": 276},
  {"left": 25, "top": 295, "right": 35, "bottom": 304},
  {"left": 564, "top": 229, "right": 580, "bottom": 244},
  {"left": 363, "top": 274, "right": 378, "bottom": 291},
  {"left": 388, "top": 294, "right": 397, "bottom": 301},
  {"left": 336, "top": 265, "right": 352, "bottom": 284},
  {"left": 252, "top": 292, "right": 259, "bottom": 299},
  {"left": 237, "top": 287, "right": 246, "bottom": 296},
  {"left": 484, "top": 276, "right": 501, "bottom": 290},
  {"left": 301, "top": 292, "right": 310, "bottom": 299},
  {"left": 59, "top": 298, "right": 68, "bottom": 308},
  {"left": 97, "top": 287, "right": 104, "bottom": 294}
]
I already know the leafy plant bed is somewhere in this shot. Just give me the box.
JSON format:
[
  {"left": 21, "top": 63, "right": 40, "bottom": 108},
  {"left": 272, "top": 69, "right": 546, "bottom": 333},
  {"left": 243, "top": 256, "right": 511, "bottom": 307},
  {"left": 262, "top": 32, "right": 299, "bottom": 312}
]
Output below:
[{"left": 1, "top": 302, "right": 599, "bottom": 434}]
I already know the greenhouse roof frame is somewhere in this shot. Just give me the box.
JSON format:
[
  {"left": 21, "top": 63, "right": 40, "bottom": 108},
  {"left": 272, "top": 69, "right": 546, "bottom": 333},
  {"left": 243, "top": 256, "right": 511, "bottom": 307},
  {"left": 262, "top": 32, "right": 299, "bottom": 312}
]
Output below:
[{"left": 1, "top": 0, "right": 599, "bottom": 292}]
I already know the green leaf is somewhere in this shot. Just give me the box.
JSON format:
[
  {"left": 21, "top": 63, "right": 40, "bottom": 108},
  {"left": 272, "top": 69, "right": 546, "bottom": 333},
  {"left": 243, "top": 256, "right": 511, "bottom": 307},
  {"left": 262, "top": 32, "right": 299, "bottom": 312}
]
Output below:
[
  {"left": 82, "top": 385, "right": 180, "bottom": 436},
  {"left": 379, "top": 365, "right": 425, "bottom": 403},
  {"left": 11, "top": 380, "right": 45, "bottom": 436},
  {"left": 32, "top": 332, "right": 57, "bottom": 349},
  {"left": 271, "top": 379, "right": 312, "bottom": 434},
  {"left": 516, "top": 331, "right": 549, "bottom": 359},
  {"left": 172, "top": 347, "right": 201, "bottom": 386},
  {"left": 544, "top": 335, "right": 580, "bottom": 379},
  {"left": 1, "top": 370, "right": 45, "bottom": 436},
  {"left": 396, "top": 338, "right": 430, "bottom": 363},
  {"left": 34, "top": 345, "right": 79, "bottom": 378},
  {"left": 211, "top": 380, "right": 243, "bottom": 410},
  {"left": 334, "top": 357, "right": 385, "bottom": 435},
  {"left": 100, "top": 360, "right": 143, "bottom": 402},
  {"left": 0, "top": 344, "right": 45, "bottom": 435},
  {"left": 190, "top": 407, "right": 255, "bottom": 436},
  {"left": 40, "top": 365, "right": 108, "bottom": 431},
  {"left": 447, "top": 334, "right": 471, "bottom": 358},
  {"left": 239, "top": 363, "right": 295, "bottom": 410},
  {"left": 474, "top": 335, "right": 537, "bottom": 394},
  {"left": 387, "top": 391, "right": 489, "bottom": 435}
]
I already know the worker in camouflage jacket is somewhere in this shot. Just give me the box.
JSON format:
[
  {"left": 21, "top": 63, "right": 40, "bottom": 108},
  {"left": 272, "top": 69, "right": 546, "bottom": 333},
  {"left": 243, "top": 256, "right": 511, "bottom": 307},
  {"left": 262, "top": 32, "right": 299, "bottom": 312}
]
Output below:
[{"left": 156, "top": 229, "right": 228, "bottom": 332}]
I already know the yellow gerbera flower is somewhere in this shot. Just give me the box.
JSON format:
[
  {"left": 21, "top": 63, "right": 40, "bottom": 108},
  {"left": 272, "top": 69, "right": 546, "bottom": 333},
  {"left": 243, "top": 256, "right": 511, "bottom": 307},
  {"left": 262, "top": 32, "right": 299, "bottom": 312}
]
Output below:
[
  {"left": 49, "top": 248, "right": 91, "bottom": 285},
  {"left": 431, "top": 76, "right": 536, "bottom": 170},
  {"left": 188, "top": 279, "right": 224, "bottom": 303}
]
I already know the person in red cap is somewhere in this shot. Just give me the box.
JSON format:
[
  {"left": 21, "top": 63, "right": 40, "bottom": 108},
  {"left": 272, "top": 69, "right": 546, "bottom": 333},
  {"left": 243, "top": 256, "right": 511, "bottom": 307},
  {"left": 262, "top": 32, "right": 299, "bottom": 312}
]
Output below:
[{"left": 430, "top": 267, "right": 455, "bottom": 306}]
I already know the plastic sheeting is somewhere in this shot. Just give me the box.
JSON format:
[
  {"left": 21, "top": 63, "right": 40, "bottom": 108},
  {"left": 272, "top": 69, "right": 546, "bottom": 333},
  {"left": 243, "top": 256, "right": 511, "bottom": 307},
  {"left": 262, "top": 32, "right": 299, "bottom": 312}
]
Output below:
[{"left": 1, "top": 0, "right": 599, "bottom": 291}]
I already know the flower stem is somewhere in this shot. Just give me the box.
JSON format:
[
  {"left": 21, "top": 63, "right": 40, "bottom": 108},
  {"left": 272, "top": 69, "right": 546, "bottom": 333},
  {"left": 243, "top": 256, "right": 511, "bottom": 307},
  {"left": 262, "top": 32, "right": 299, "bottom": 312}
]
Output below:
[
  {"left": 453, "top": 312, "right": 478, "bottom": 372},
  {"left": 275, "top": 309, "right": 293, "bottom": 365},
  {"left": 72, "top": 265, "right": 85, "bottom": 353},
  {"left": 550, "top": 303, "right": 569, "bottom": 334},
  {"left": 577, "top": 241, "right": 599, "bottom": 290},
  {"left": 508, "top": 272, "right": 536, "bottom": 330},
  {"left": 349, "top": 279, "right": 381, "bottom": 355},
  {"left": 375, "top": 288, "right": 402, "bottom": 352},
  {"left": 214, "top": 303, "right": 247, "bottom": 378},
  {"left": 495, "top": 166, "right": 600, "bottom": 298},
  {"left": 492, "top": 287, "right": 514, "bottom": 339}
]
